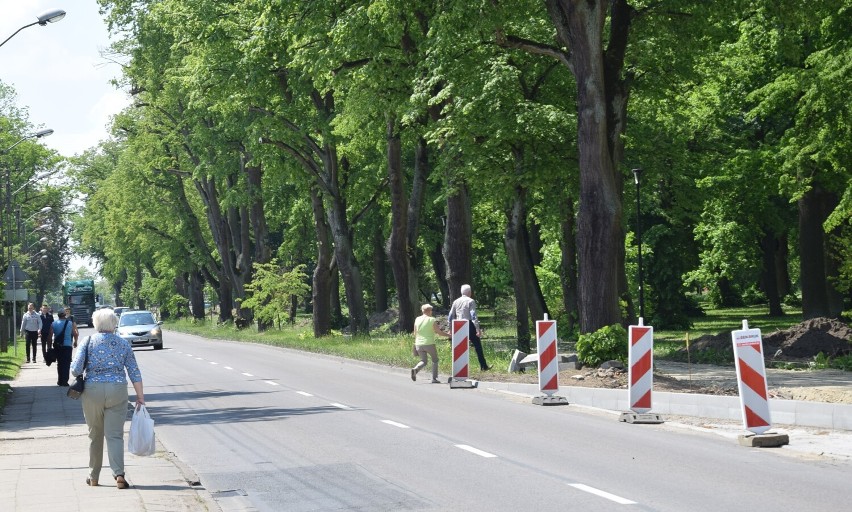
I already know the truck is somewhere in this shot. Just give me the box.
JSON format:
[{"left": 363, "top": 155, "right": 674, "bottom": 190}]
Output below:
[{"left": 63, "top": 279, "right": 96, "bottom": 327}]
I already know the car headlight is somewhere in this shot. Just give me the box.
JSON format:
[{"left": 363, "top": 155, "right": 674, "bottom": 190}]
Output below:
[{"left": 150, "top": 327, "right": 161, "bottom": 336}]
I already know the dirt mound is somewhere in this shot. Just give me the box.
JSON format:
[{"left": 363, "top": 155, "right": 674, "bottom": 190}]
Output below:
[
  {"left": 677, "top": 317, "right": 852, "bottom": 361},
  {"left": 685, "top": 332, "right": 733, "bottom": 353},
  {"left": 369, "top": 308, "right": 401, "bottom": 332},
  {"left": 764, "top": 317, "right": 852, "bottom": 358}
]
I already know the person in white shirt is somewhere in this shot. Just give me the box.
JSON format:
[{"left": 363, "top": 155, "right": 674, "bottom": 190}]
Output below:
[
  {"left": 19, "top": 303, "right": 43, "bottom": 364},
  {"left": 447, "top": 284, "right": 491, "bottom": 371}
]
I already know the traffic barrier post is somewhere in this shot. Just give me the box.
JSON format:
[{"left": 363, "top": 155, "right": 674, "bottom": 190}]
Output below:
[
  {"left": 532, "top": 314, "right": 568, "bottom": 405},
  {"left": 620, "top": 317, "right": 664, "bottom": 423},
  {"left": 449, "top": 319, "right": 476, "bottom": 389}
]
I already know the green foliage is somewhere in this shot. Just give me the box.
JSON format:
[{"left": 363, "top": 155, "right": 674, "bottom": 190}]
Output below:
[
  {"left": 240, "top": 261, "right": 311, "bottom": 327},
  {"left": 575, "top": 324, "right": 628, "bottom": 367}
]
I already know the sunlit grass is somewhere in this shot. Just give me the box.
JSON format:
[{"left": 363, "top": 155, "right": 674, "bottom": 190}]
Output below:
[{"left": 0, "top": 342, "right": 25, "bottom": 410}]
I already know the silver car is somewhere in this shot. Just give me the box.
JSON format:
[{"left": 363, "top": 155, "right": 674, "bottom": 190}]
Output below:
[{"left": 116, "top": 310, "right": 163, "bottom": 350}]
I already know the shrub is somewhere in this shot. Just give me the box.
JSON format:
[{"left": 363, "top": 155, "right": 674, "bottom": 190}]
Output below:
[{"left": 576, "top": 324, "right": 628, "bottom": 367}]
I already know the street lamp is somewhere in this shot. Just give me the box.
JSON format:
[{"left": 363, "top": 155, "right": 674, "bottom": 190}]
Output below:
[
  {"left": 2, "top": 129, "right": 54, "bottom": 155},
  {"left": 13, "top": 170, "right": 59, "bottom": 196},
  {"left": 632, "top": 168, "right": 645, "bottom": 321},
  {"left": 0, "top": 9, "right": 67, "bottom": 49},
  {"left": 1, "top": 129, "right": 54, "bottom": 352}
]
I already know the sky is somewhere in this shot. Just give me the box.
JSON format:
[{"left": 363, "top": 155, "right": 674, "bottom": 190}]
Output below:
[
  {"left": 2, "top": 1, "right": 131, "bottom": 275},
  {"left": 1, "top": 0, "right": 130, "bottom": 157}
]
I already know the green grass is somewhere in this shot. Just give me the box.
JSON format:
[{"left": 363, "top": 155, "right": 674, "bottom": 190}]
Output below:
[{"left": 0, "top": 341, "right": 25, "bottom": 410}]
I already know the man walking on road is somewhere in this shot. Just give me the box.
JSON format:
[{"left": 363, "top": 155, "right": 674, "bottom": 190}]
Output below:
[
  {"left": 20, "top": 303, "right": 42, "bottom": 364},
  {"left": 448, "top": 284, "right": 491, "bottom": 371}
]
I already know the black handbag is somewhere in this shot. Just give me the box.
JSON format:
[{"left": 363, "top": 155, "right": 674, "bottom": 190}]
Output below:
[{"left": 67, "top": 337, "right": 89, "bottom": 400}]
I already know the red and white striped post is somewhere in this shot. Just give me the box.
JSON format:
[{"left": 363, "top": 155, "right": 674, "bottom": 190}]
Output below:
[
  {"left": 532, "top": 314, "right": 568, "bottom": 405},
  {"left": 732, "top": 320, "right": 772, "bottom": 434},
  {"left": 620, "top": 318, "right": 663, "bottom": 423},
  {"left": 536, "top": 315, "right": 559, "bottom": 396},
  {"left": 449, "top": 319, "right": 476, "bottom": 388},
  {"left": 628, "top": 319, "right": 654, "bottom": 413}
]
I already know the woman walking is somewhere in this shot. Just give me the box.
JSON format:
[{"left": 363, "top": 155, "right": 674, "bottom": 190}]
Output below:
[
  {"left": 70, "top": 308, "right": 145, "bottom": 489},
  {"left": 411, "top": 304, "right": 450, "bottom": 383}
]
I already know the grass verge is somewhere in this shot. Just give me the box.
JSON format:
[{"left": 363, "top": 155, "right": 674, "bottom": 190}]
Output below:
[{"left": 0, "top": 342, "right": 25, "bottom": 410}]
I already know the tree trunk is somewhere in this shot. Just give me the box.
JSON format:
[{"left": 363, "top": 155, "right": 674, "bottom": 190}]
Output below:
[
  {"left": 547, "top": 0, "right": 626, "bottom": 333},
  {"left": 188, "top": 268, "right": 205, "bottom": 320},
  {"left": 775, "top": 233, "right": 790, "bottom": 299},
  {"left": 759, "top": 232, "right": 784, "bottom": 317},
  {"left": 326, "top": 190, "right": 368, "bottom": 334},
  {"left": 372, "top": 223, "right": 388, "bottom": 313},
  {"left": 429, "top": 242, "right": 450, "bottom": 308},
  {"left": 559, "top": 198, "right": 578, "bottom": 334},
  {"left": 505, "top": 185, "right": 532, "bottom": 352},
  {"left": 386, "top": 116, "right": 417, "bottom": 332},
  {"left": 799, "top": 187, "right": 831, "bottom": 319},
  {"left": 245, "top": 156, "right": 272, "bottom": 330},
  {"left": 824, "top": 196, "right": 843, "bottom": 318},
  {"left": 443, "top": 181, "right": 472, "bottom": 303},
  {"left": 310, "top": 187, "right": 333, "bottom": 336}
]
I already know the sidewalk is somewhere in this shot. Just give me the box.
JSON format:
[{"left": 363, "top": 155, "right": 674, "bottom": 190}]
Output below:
[{"left": 0, "top": 360, "right": 221, "bottom": 512}]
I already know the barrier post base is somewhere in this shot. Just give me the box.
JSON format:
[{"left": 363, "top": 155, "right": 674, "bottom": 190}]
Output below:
[
  {"left": 619, "top": 412, "right": 665, "bottom": 424},
  {"left": 531, "top": 395, "right": 569, "bottom": 406},
  {"left": 737, "top": 432, "right": 789, "bottom": 448},
  {"left": 448, "top": 378, "right": 478, "bottom": 389}
]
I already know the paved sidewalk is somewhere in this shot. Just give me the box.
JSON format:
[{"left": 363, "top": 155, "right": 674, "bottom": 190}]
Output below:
[{"left": 0, "top": 360, "right": 220, "bottom": 512}]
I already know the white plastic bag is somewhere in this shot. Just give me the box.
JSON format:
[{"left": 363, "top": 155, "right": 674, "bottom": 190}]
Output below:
[{"left": 128, "top": 404, "right": 156, "bottom": 456}]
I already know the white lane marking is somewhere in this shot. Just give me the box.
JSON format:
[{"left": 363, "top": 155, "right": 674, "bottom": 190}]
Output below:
[
  {"left": 210, "top": 361, "right": 218, "bottom": 365},
  {"left": 330, "top": 403, "right": 351, "bottom": 410},
  {"left": 242, "top": 373, "right": 254, "bottom": 377},
  {"left": 195, "top": 357, "right": 203, "bottom": 360},
  {"left": 568, "top": 483, "right": 636, "bottom": 505},
  {"left": 455, "top": 445, "right": 497, "bottom": 458},
  {"left": 224, "top": 366, "right": 233, "bottom": 370},
  {"left": 264, "top": 381, "right": 280, "bottom": 386},
  {"left": 381, "top": 420, "right": 410, "bottom": 429},
  {"left": 296, "top": 391, "right": 313, "bottom": 397},
  {"left": 186, "top": 354, "right": 193, "bottom": 357}
]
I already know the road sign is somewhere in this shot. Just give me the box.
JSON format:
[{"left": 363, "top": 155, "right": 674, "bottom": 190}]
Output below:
[{"left": 732, "top": 320, "right": 772, "bottom": 434}]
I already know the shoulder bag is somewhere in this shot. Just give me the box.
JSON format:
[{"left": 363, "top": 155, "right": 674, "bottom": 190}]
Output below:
[{"left": 67, "top": 337, "right": 90, "bottom": 400}]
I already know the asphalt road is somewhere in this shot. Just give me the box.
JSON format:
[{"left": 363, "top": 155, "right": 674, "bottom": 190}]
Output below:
[{"left": 120, "top": 328, "right": 851, "bottom": 512}]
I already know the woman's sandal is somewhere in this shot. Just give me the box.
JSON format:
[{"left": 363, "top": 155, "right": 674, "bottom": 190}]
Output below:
[
  {"left": 115, "top": 475, "right": 129, "bottom": 489},
  {"left": 86, "top": 477, "right": 98, "bottom": 486}
]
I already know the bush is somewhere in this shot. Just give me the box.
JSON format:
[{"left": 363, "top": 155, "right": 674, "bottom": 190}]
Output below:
[{"left": 576, "top": 324, "right": 628, "bottom": 367}]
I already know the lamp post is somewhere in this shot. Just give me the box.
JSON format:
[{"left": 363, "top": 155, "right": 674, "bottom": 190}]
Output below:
[
  {"left": 2, "top": 129, "right": 54, "bottom": 352},
  {"left": 0, "top": 9, "right": 66, "bottom": 49},
  {"left": 632, "top": 168, "right": 645, "bottom": 321}
]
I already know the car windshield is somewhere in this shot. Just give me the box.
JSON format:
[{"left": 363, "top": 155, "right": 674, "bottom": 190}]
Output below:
[{"left": 119, "top": 313, "right": 155, "bottom": 326}]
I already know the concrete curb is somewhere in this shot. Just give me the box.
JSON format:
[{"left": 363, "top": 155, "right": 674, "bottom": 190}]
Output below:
[{"left": 479, "top": 381, "right": 852, "bottom": 430}]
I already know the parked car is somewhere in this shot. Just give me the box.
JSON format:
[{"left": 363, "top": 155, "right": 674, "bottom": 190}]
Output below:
[
  {"left": 113, "top": 306, "right": 130, "bottom": 317},
  {"left": 116, "top": 310, "right": 163, "bottom": 350}
]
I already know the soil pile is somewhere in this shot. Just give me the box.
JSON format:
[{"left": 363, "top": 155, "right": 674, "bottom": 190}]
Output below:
[
  {"left": 678, "top": 317, "right": 852, "bottom": 362},
  {"left": 764, "top": 317, "right": 852, "bottom": 359}
]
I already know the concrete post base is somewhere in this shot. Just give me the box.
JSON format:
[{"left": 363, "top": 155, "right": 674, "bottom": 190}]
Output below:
[
  {"left": 737, "top": 432, "right": 790, "bottom": 448},
  {"left": 532, "top": 395, "right": 569, "bottom": 406},
  {"left": 619, "top": 412, "right": 665, "bottom": 424}
]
